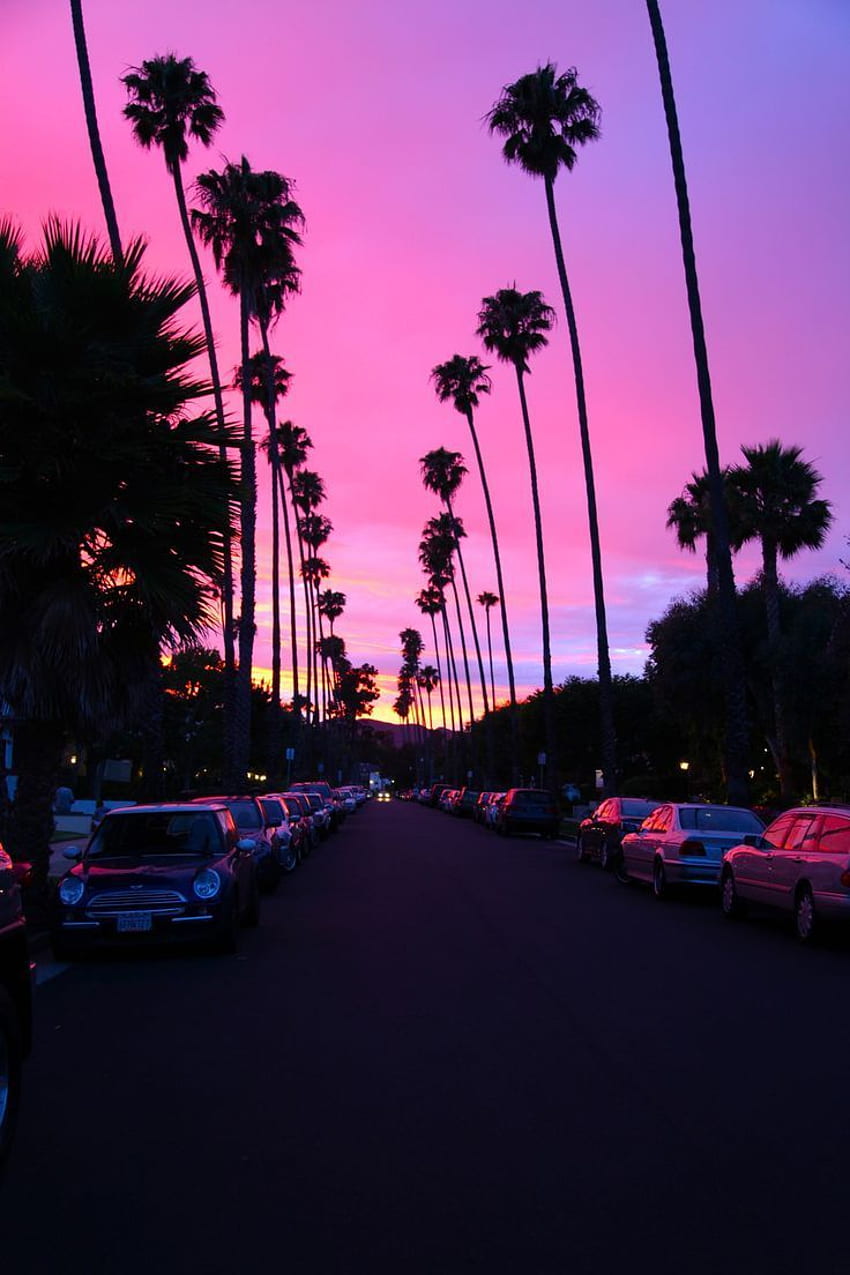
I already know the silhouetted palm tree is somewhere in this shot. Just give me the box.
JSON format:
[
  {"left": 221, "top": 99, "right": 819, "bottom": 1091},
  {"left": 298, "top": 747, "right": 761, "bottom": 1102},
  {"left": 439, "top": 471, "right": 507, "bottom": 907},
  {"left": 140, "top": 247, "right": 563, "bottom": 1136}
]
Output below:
[
  {"left": 192, "top": 157, "right": 303, "bottom": 781},
  {"left": 667, "top": 467, "right": 736, "bottom": 594},
  {"left": 476, "top": 286, "right": 556, "bottom": 779},
  {"left": 276, "top": 420, "right": 313, "bottom": 715},
  {"left": 122, "top": 53, "right": 235, "bottom": 711},
  {"left": 416, "top": 586, "right": 449, "bottom": 732},
  {"left": 645, "top": 0, "right": 749, "bottom": 805},
  {"left": 487, "top": 63, "right": 616, "bottom": 794},
  {"left": 70, "top": 1, "right": 123, "bottom": 263},
  {"left": 420, "top": 447, "right": 489, "bottom": 720},
  {"left": 477, "top": 591, "right": 499, "bottom": 709},
  {"left": 729, "top": 439, "right": 833, "bottom": 798},
  {"left": 0, "top": 219, "right": 237, "bottom": 887}
]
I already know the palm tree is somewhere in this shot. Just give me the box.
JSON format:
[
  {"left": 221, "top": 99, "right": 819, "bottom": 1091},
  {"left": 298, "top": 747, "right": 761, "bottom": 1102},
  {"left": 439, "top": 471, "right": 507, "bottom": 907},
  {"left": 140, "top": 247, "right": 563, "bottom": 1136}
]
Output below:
[
  {"left": 729, "top": 440, "right": 833, "bottom": 799},
  {"left": 418, "top": 527, "right": 463, "bottom": 737},
  {"left": 0, "top": 218, "right": 238, "bottom": 890},
  {"left": 644, "top": 1, "right": 750, "bottom": 805},
  {"left": 667, "top": 467, "right": 736, "bottom": 594},
  {"left": 420, "top": 447, "right": 490, "bottom": 722},
  {"left": 318, "top": 590, "right": 346, "bottom": 635},
  {"left": 191, "top": 157, "right": 303, "bottom": 783},
  {"left": 292, "top": 469, "right": 327, "bottom": 725},
  {"left": 476, "top": 286, "right": 557, "bottom": 780},
  {"left": 121, "top": 53, "right": 236, "bottom": 721},
  {"left": 477, "top": 591, "right": 499, "bottom": 709},
  {"left": 276, "top": 420, "right": 314, "bottom": 716},
  {"left": 423, "top": 513, "right": 474, "bottom": 731},
  {"left": 486, "top": 63, "right": 616, "bottom": 795},
  {"left": 416, "top": 586, "right": 449, "bottom": 732},
  {"left": 300, "top": 514, "right": 333, "bottom": 722},
  {"left": 431, "top": 356, "right": 518, "bottom": 731},
  {"left": 69, "top": 1, "right": 123, "bottom": 263}
]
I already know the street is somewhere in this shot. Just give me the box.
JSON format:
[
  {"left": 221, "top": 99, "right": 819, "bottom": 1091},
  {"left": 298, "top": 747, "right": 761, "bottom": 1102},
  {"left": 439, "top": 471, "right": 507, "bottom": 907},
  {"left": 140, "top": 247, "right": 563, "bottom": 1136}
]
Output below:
[{"left": 2, "top": 798, "right": 849, "bottom": 1274}]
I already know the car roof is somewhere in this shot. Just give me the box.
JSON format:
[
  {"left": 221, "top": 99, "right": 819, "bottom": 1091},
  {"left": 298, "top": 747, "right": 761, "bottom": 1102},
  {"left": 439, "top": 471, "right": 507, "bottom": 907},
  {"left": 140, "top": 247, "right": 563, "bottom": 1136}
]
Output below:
[{"left": 105, "top": 802, "right": 228, "bottom": 815}]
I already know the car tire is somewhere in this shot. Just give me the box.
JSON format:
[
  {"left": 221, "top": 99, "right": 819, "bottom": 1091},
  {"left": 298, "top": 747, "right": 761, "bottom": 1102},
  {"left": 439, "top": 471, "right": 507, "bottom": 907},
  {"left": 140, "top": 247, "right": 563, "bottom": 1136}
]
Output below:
[
  {"left": 0, "top": 989, "right": 23, "bottom": 1174},
  {"left": 599, "top": 840, "right": 613, "bottom": 872},
  {"left": 615, "top": 855, "right": 631, "bottom": 885},
  {"left": 281, "top": 844, "right": 298, "bottom": 873},
  {"left": 720, "top": 869, "right": 745, "bottom": 919},
  {"left": 652, "top": 857, "right": 669, "bottom": 900},
  {"left": 576, "top": 835, "right": 589, "bottom": 863},
  {"left": 794, "top": 885, "right": 817, "bottom": 944}
]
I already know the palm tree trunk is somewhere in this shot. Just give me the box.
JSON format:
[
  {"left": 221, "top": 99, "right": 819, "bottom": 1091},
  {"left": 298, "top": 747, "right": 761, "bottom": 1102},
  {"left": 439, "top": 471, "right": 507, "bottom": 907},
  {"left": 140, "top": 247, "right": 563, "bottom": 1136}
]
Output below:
[
  {"left": 514, "top": 366, "right": 556, "bottom": 783},
  {"left": 233, "top": 295, "right": 255, "bottom": 785},
  {"left": 484, "top": 606, "right": 496, "bottom": 709},
  {"left": 544, "top": 175, "right": 615, "bottom": 795},
  {"left": 429, "top": 611, "right": 448, "bottom": 732},
  {"left": 762, "top": 537, "right": 792, "bottom": 800},
  {"left": 450, "top": 576, "right": 475, "bottom": 730},
  {"left": 647, "top": 0, "right": 750, "bottom": 807},
  {"left": 279, "top": 464, "right": 300, "bottom": 716},
  {"left": 170, "top": 164, "right": 236, "bottom": 768},
  {"left": 69, "top": 0, "right": 123, "bottom": 266}
]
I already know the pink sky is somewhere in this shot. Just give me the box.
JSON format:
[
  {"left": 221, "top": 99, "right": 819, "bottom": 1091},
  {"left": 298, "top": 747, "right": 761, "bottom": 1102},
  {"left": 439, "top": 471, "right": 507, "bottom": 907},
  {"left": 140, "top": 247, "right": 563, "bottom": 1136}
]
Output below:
[{"left": 4, "top": 0, "right": 849, "bottom": 723}]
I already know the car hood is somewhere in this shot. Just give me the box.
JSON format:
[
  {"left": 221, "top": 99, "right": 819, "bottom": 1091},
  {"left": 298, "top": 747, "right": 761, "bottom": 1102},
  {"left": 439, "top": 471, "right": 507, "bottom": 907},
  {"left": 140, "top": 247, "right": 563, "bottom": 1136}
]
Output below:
[{"left": 70, "top": 857, "right": 220, "bottom": 888}]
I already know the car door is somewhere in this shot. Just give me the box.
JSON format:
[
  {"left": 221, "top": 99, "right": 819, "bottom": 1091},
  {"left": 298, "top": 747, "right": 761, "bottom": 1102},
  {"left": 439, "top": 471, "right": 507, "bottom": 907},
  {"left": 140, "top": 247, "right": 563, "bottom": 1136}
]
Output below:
[
  {"left": 734, "top": 813, "right": 795, "bottom": 904},
  {"left": 585, "top": 801, "right": 613, "bottom": 857},
  {"left": 766, "top": 813, "right": 819, "bottom": 906},
  {"left": 630, "top": 807, "right": 669, "bottom": 882}
]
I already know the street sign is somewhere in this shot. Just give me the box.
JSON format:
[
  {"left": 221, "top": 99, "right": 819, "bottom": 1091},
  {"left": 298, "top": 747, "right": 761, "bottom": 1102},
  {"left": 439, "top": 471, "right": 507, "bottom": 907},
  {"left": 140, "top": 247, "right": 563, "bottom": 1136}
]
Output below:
[
  {"left": 537, "top": 752, "right": 547, "bottom": 766},
  {"left": 284, "top": 747, "right": 295, "bottom": 761}
]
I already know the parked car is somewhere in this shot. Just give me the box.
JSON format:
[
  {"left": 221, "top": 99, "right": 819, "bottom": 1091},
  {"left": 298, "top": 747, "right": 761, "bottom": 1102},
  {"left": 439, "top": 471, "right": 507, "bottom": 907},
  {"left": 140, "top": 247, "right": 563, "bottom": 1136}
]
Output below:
[
  {"left": 192, "top": 794, "right": 281, "bottom": 892},
  {"left": 577, "top": 797, "right": 662, "bottom": 871},
  {"left": 50, "top": 803, "right": 260, "bottom": 957},
  {"left": 453, "top": 788, "right": 481, "bottom": 819},
  {"left": 497, "top": 789, "right": 560, "bottom": 839},
  {"left": 720, "top": 804, "right": 850, "bottom": 942},
  {"left": 620, "top": 802, "right": 765, "bottom": 898},
  {"left": 290, "top": 781, "right": 340, "bottom": 831},
  {"left": 484, "top": 793, "right": 506, "bottom": 830},
  {"left": 281, "top": 791, "right": 319, "bottom": 851},
  {"left": 257, "top": 795, "right": 298, "bottom": 873},
  {"left": 0, "top": 843, "right": 32, "bottom": 1171}
]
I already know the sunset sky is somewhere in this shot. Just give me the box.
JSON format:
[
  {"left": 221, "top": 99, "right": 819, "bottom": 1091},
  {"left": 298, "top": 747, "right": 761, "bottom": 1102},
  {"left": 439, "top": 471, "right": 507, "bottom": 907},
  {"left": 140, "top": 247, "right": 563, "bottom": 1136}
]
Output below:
[{"left": 3, "top": 0, "right": 848, "bottom": 722}]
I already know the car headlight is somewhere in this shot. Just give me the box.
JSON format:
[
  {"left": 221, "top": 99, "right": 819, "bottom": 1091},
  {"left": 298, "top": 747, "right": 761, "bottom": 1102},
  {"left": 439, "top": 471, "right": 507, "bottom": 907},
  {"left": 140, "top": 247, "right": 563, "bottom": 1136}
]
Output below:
[
  {"left": 59, "top": 876, "right": 85, "bottom": 906},
  {"left": 193, "top": 868, "right": 221, "bottom": 900}
]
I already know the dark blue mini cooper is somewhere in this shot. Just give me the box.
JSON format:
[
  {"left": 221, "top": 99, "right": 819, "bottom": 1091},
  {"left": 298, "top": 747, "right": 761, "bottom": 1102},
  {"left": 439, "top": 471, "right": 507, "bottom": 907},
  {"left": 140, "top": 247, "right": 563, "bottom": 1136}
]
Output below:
[{"left": 50, "top": 803, "right": 260, "bottom": 958}]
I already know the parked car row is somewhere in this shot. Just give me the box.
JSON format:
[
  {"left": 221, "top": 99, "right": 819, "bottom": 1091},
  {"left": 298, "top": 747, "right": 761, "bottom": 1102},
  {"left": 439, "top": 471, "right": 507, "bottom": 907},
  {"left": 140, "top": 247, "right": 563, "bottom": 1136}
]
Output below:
[
  {"left": 49, "top": 782, "right": 367, "bottom": 960},
  {"left": 579, "top": 798, "right": 850, "bottom": 945},
  {"left": 422, "top": 785, "right": 562, "bottom": 840}
]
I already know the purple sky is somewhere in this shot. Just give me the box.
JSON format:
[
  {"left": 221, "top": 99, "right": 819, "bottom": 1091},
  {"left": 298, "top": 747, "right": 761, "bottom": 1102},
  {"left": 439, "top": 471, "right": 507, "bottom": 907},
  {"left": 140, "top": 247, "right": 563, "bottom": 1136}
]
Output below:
[{"left": 4, "top": 0, "right": 849, "bottom": 721}]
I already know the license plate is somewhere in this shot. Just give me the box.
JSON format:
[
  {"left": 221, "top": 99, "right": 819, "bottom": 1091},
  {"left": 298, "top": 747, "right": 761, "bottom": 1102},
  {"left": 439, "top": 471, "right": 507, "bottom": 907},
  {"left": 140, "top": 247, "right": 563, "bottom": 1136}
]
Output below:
[{"left": 117, "top": 911, "right": 152, "bottom": 933}]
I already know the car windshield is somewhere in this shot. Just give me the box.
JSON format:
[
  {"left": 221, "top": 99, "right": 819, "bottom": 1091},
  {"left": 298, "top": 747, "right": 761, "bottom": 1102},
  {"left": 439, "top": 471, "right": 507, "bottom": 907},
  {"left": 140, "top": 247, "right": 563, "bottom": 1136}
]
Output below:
[
  {"left": 678, "top": 806, "right": 763, "bottom": 834},
  {"left": 86, "top": 811, "right": 222, "bottom": 859}
]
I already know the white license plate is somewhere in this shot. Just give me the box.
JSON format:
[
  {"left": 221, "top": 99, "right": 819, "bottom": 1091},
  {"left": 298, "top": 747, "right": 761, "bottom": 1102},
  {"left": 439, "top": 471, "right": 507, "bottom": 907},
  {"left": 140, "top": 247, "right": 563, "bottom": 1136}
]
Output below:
[{"left": 117, "top": 911, "right": 152, "bottom": 933}]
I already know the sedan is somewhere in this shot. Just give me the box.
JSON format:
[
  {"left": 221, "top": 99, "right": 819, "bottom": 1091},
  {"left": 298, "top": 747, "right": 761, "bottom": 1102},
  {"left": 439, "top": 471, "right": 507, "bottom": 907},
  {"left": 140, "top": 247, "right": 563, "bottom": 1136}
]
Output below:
[
  {"left": 721, "top": 804, "right": 850, "bottom": 942},
  {"left": 50, "top": 803, "right": 260, "bottom": 957},
  {"left": 620, "top": 803, "right": 764, "bottom": 898},
  {"left": 577, "top": 797, "right": 662, "bottom": 871},
  {"left": 497, "top": 789, "right": 560, "bottom": 840}
]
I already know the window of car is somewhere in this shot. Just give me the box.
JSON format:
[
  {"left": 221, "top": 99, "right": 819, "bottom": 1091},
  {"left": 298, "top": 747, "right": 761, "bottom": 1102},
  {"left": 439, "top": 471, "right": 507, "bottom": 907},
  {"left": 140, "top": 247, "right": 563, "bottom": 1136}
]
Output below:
[
  {"left": 225, "top": 799, "right": 263, "bottom": 831},
  {"left": 762, "top": 813, "right": 796, "bottom": 850},
  {"left": 259, "top": 798, "right": 285, "bottom": 826},
  {"left": 679, "top": 806, "right": 764, "bottom": 834},
  {"left": 651, "top": 806, "right": 673, "bottom": 833},
  {"left": 620, "top": 799, "right": 659, "bottom": 820},
  {"left": 816, "top": 815, "right": 850, "bottom": 856},
  {"left": 784, "top": 815, "right": 818, "bottom": 851},
  {"left": 86, "top": 810, "right": 223, "bottom": 858},
  {"left": 595, "top": 801, "right": 614, "bottom": 822}
]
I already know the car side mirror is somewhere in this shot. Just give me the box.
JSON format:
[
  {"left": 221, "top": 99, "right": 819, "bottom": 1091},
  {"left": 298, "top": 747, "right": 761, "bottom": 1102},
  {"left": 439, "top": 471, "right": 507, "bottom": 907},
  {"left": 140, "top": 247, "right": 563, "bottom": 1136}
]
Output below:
[{"left": 63, "top": 846, "right": 82, "bottom": 860}]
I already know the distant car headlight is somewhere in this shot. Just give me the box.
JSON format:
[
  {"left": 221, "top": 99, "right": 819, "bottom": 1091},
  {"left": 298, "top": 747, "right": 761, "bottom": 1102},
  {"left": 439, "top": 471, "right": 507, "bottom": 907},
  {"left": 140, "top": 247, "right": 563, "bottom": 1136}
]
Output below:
[
  {"left": 193, "top": 868, "right": 221, "bottom": 900},
  {"left": 59, "top": 877, "right": 85, "bottom": 906}
]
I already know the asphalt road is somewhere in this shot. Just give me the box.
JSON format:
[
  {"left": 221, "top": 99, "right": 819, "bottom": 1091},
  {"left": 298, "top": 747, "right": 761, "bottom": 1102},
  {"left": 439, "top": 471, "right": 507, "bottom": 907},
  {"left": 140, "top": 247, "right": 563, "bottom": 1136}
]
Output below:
[{"left": 3, "top": 799, "right": 850, "bottom": 1274}]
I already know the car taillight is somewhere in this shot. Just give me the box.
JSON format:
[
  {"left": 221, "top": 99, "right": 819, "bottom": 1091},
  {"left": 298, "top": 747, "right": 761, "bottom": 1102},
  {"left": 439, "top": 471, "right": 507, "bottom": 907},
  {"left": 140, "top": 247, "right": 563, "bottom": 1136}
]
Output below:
[{"left": 680, "top": 839, "right": 706, "bottom": 856}]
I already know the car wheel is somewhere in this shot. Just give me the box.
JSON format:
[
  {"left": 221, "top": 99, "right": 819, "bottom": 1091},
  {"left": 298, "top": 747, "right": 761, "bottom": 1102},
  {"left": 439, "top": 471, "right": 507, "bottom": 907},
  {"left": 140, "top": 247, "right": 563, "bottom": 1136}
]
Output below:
[
  {"left": 794, "top": 885, "right": 817, "bottom": 944},
  {"left": 281, "top": 844, "right": 298, "bottom": 873},
  {"left": 0, "top": 989, "right": 23, "bottom": 1174},
  {"left": 720, "top": 869, "right": 745, "bottom": 919},
  {"left": 599, "top": 840, "right": 612, "bottom": 872},
  {"left": 576, "top": 835, "right": 589, "bottom": 863},
  {"left": 652, "top": 858, "right": 669, "bottom": 900},
  {"left": 615, "top": 854, "right": 631, "bottom": 885}
]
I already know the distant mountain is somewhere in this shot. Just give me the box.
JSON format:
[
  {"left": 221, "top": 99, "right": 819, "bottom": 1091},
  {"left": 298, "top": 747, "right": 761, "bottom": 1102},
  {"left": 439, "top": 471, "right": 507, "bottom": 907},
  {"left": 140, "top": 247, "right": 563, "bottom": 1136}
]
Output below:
[{"left": 360, "top": 719, "right": 451, "bottom": 750}]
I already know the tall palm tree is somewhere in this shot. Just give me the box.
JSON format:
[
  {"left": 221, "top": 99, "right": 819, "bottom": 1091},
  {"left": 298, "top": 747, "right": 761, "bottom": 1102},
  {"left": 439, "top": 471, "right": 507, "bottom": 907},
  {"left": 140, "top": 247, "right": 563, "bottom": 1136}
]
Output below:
[
  {"left": 644, "top": 1, "right": 750, "bottom": 805},
  {"left": 121, "top": 53, "right": 236, "bottom": 721},
  {"left": 487, "top": 63, "right": 616, "bottom": 795},
  {"left": 416, "top": 586, "right": 449, "bottom": 732},
  {"left": 431, "top": 355, "right": 518, "bottom": 728},
  {"left": 0, "top": 218, "right": 238, "bottom": 888},
  {"left": 420, "top": 447, "right": 490, "bottom": 721},
  {"left": 191, "top": 157, "right": 303, "bottom": 783},
  {"left": 276, "top": 419, "right": 314, "bottom": 716},
  {"left": 69, "top": 1, "right": 123, "bottom": 264},
  {"left": 423, "top": 512, "right": 475, "bottom": 731},
  {"left": 477, "top": 591, "right": 499, "bottom": 710},
  {"left": 292, "top": 469, "right": 327, "bottom": 725},
  {"left": 318, "top": 590, "right": 346, "bottom": 635},
  {"left": 300, "top": 513, "right": 333, "bottom": 722},
  {"left": 476, "top": 285, "right": 557, "bottom": 781},
  {"left": 729, "top": 440, "right": 833, "bottom": 799},
  {"left": 418, "top": 527, "right": 463, "bottom": 736}
]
